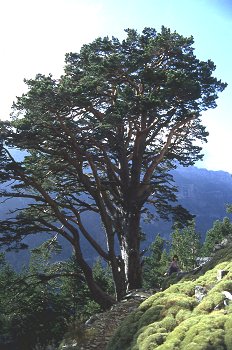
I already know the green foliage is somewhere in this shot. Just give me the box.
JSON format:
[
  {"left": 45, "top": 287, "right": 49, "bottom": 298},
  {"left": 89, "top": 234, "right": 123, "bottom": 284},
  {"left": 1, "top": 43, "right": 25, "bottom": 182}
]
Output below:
[
  {"left": 0, "top": 239, "right": 115, "bottom": 349},
  {"left": 224, "top": 316, "right": 232, "bottom": 349},
  {"left": 143, "top": 234, "right": 169, "bottom": 289},
  {"left": 0, "top": 240, "right": 71, "bottom": 349},
  {"left": 58, "top": 320, "right": 96, "bottom": 350},
  {"left": 0, "top": 254, "right": 17, "bottom": 343},
  {"left": 170, "top": 220, "right": 201, "bottom": 271},
  {"left": 93, "top": 258, "right": 114, "bottom": 295},
  {"left": 107, "top": 243, "right": 232, "bottom": 350},
  {"left": 203, "top": 217, "right": 232, "bottom": 255},
  {"left": 59, "top": 256, "right": 100, "bottom": 320}
]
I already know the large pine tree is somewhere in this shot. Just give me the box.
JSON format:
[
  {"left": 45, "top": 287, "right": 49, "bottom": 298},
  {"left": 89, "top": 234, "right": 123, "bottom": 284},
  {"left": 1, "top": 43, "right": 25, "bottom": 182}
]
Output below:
[{"left": 0, "top": 27, "right": 226, "bottom": 308}]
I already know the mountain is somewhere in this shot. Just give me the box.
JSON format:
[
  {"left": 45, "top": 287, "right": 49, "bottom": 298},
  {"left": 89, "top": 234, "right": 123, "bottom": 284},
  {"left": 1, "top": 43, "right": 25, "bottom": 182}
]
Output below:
[
  {"left": 141, "top": 166, "right": 232, "bottom": 245},
  {"left": 174, "top": 166, "right": 232, "bottom": 233},
  {"left": 1, "top": 165, "right": 232, "bottom": 267}
]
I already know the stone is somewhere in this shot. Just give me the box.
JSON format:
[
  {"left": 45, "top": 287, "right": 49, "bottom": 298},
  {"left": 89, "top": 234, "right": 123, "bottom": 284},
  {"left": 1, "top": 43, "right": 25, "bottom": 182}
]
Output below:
[
  {"left": 222, "top": 291, "right": 232, "bottom": 301},
  {"left": 217, "top": 270, "right": 229, "bottom": 281},
  {"left": 195, "top": 285, "right": 207, "bottom": 302}
]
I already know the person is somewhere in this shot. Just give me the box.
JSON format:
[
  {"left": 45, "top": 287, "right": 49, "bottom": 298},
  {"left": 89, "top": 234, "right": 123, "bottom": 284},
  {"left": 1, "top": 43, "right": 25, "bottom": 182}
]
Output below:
[{"left": 168, "top": 255, "right": 180, "bottom": 275}]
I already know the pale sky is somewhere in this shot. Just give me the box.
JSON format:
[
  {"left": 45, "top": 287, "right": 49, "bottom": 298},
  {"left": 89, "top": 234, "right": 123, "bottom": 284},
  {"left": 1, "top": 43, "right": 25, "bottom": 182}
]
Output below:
[{"left": 0, "top": 0, "right": 232, "bottom": 172}]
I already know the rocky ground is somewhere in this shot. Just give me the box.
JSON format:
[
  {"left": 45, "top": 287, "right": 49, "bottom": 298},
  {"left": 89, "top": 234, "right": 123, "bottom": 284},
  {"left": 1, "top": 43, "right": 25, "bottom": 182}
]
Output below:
[
  {"left": 83, "top": 299, "right": 141, "bottom": 349},
  {"left": 59, "top": 290, "right": 155, "bottom": 350}
]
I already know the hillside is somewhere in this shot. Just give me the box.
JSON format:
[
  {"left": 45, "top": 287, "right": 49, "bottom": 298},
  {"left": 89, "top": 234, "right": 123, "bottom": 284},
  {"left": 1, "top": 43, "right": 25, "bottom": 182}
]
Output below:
[
  {"left": 57, "top": 241, "right": 232, "bottom": 350},
  {"left": 106, "top": 243, "right": 232, "bottom": 350}
]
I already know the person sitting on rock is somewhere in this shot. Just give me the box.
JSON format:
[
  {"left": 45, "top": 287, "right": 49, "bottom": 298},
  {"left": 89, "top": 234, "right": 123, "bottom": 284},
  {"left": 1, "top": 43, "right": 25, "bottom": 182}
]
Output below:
[{"left": 168, "top": 255, "right": 180, "bottom": 275}]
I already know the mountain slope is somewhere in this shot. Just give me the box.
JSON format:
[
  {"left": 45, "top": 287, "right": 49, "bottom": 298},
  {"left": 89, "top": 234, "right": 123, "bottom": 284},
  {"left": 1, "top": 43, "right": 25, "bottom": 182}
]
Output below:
[
  {"left": 107, "top": 243, "right": 232, "bottom": 350},
  {"left": 175, "top": 166, "right": 232, "bottom": 234}
]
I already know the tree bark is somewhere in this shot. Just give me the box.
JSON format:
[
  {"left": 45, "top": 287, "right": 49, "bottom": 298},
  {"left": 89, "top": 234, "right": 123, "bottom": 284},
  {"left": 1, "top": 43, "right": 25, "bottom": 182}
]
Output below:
[
  {"left": 127, "top": 209, "right": 143, "bottom": 290},
  {"left": 121, "top": 209, "right": 143, "bottom": 292},
  {"left": 110, "top": 256, "right": 127, "bottom": 301}
]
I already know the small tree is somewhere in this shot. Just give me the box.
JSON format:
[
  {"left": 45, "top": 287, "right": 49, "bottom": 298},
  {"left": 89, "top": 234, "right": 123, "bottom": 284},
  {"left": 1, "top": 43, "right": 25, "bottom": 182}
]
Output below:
[
  {"left": 203, "top": 217, "right": 232, "bottom": 255},
  {"left": 0, "top": 238, "right": 103, "bottom": 349},
  {"left": 3, "top": 239, "right": 71, "bottom": 349},
  {"left": 143, "top": 234, "right": 169, "bottom": 289},
  {"left": 171, "top": 220, "right": 201, "bottom": 271},
  {"left": 0, "top": 254, "right": 17, "bottom": 345},
  {"left": 0, "top": 26, "right": 226, "bottom": 308}
]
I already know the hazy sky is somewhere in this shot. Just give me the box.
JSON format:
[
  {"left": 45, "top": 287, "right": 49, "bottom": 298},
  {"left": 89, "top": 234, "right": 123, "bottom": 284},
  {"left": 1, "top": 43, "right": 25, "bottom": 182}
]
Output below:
[{"left": 0, "top": 0, "right": 231, "bottom": 172}]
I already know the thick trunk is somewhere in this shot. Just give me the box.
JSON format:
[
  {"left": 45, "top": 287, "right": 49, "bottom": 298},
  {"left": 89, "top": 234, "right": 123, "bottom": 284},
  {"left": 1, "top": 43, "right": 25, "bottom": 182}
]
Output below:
[
  {"left": 121, "top": 209, "right": 143, "bottom": 292},
  {"left": 110, "top": 256, "right": 127, "bottom": 301},
  {"left": 127, "top": 246, "right": 143, "bottom": 291},
  {"left": 105, "top": 222, "right": 127, "bottom": 301}
]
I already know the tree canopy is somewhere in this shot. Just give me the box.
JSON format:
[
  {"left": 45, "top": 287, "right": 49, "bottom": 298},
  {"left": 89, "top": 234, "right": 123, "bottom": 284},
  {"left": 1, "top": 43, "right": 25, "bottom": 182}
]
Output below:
[{"left": 0, "top": 27, "right": 226, "bottom": 308}]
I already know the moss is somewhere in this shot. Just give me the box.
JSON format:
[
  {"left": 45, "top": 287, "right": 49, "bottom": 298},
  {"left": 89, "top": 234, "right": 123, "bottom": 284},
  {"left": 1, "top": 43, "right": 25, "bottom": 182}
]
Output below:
[
  {"left": 225, "top": 316, "right": 232, "bottom": 349},
  {"left": 137, "top": 305, "right": 163, "bottom": 328},
  {"left": 136, "top": 325, "right": 165, "bottom": 343},
  {"left": 194, "top": 268, "right": 218, "bottom": 286},
  {"left": 107, "top": 310, "right": 143, "bottom": 350},
  {"left": 137, "top": 332, "right": 168, "bottom": 350},
  {"left": 157, "top": 316, "right": 202, "bottom": 350},
  {"left": 160, "top": 315, "right": 176, "bottom": 331},
  {"left": 161, "top": 272, "right": 183, "bottom": 290},
  {"left": 180, "top": 312, "right": 227, "bottom": 350},
  {"left": 175, "top": 309, "right": 192, "bottom": 324},
  {"left": 107, "top": 244, "right": 232, "bottom": 350},
  {"left": 159, "top": 293, "right": 196, "bottom": 317},
  {"left": 194, "top": 295, "right": 222, "bottom": 313},
  {"left": 194, "top": 278, "right": 232, "bottom": 314},
  {"left": 129, "top": 294, "right": 194, "bottom": 350},
  {"left": 212, "top": 279, "right": 232, "bottom": 293},
  {"left": 139, "top": 291, "right": 166, "bottom": 311},
  {"left": 167, "top": 281, "right": 196, "bottom": 296}
]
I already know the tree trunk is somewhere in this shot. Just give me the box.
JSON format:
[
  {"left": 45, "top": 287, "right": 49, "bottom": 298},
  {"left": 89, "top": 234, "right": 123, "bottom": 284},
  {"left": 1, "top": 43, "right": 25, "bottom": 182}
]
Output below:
[
  {"left": 110, "top": 256, "right": 127, "bottom": 301},
  {"left": 73, "top": 244, "right": 116, "bottom": 310},
  {"left": 121, "top": 209, "right": 143, "bottom": 292}
]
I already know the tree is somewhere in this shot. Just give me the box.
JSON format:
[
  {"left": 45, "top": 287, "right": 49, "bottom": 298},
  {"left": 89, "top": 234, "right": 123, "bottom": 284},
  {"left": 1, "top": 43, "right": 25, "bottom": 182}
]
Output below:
[
  {"left": 0, "top": 27, "right": 226, "bottom": 308},
  {"left": 143, "top": 234, "right": 169, "bottom": 289},
  {"left": 0, "top": 239, "right": 71, "bottom": 349},
  {"left": 170, "top": 220, "right": 201, "bottom": 271},
  {"left": 0, "top": 253, "right": 17, "bottom": 346},
  {"left": 0, "top": 238, "right": 115, "bottom": 349},
  {"left": 203, "top": 217, "right": 232, "bottom": 255}
]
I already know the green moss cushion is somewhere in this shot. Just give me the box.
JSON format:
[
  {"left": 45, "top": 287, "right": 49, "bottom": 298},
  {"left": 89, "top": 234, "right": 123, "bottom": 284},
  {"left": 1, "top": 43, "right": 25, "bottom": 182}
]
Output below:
[{"left": 107, "top": 245, "right": 232, "bottom": 350}]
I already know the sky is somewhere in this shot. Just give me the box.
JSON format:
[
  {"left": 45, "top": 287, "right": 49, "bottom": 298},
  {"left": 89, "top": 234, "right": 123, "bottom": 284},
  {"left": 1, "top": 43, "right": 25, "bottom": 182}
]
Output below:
[{"left": 0, "top": 0, "right": 232, "bottom": 172}]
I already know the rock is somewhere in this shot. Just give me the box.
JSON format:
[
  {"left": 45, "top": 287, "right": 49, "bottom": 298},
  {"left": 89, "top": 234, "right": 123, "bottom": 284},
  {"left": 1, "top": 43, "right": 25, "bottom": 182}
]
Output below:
[
  {"left": 217, "top": 270, "right": 229, "bottom": 281},
  {"left": 213, "top": 235, "right": 232, "bottom": 252},
  {"left": 123, "top": 289, "right": 156, "bottom": 301},
  {"left": 85, "top": 314, "right": 100, "bottom": 326},
  {"left": 222, "top": 291, "right": 232, "bottom": 301},
  {"left": 195, "top": 285, "right": 207, "bottom": 302},
  {"left": 213, "top": 244, "right": 223, "bottom": 251},
  {"left": 196, "top": 257, "right": 211, "bottom": 266}
]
